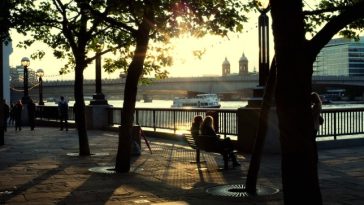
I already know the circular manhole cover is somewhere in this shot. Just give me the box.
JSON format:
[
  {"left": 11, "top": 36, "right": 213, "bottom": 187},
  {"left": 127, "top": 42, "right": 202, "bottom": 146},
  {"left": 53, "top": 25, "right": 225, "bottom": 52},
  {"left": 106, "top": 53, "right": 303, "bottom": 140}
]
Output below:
[
  {"left": 89, "top": 166, "right": 116, "bottom": 174},
  {"left": 89, "top": 166, "right": 144, "bottom": 174},
  {"left": 206, "top": 184, "right": 279, "bottom": 198},
  {"left": 66, "top": 152, "right": 109, "bottom": 157}
]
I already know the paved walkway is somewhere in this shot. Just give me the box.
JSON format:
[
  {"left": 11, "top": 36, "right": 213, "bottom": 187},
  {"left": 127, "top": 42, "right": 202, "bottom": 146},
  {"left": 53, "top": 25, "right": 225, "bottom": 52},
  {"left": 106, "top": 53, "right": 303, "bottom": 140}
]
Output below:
[{"left": 0, "top": 127, "right": 363, "bottom": 205}]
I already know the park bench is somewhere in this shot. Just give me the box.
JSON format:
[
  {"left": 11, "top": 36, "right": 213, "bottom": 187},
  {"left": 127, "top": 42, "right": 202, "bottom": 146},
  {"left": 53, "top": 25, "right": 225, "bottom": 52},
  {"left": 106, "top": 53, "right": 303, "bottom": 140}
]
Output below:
[{"left": 183, "top": 134, "right": 227, "bottom": 165}]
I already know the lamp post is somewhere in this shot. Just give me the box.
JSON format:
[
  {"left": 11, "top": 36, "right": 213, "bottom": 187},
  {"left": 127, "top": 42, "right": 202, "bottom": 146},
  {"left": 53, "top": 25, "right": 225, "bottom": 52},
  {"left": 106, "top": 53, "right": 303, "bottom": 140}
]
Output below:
[
  {"left": 36, "top": 68, "right": 44, "bottom": 105},
  {"left": 246, "top": 1, "right": 270, "bottom": 107},
  {"left": 257, "top": 2, "right": 270, "bottom": 86},
  {"left": 21, "top": 57, "right": 30, "bottom": 104},
  {"left": 90, "top": 38, "right": 108, "bottom": 105}
]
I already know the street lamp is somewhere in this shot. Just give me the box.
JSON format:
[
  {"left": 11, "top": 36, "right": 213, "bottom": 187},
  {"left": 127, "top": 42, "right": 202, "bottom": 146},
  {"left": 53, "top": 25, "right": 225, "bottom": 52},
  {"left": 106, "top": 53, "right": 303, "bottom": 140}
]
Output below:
[
  {"left": 36, "top": 68, "right": 44, "bottom": 105},
  {"left": 90, "top": 37, "right": 108, "bottom": 105},
  {"left": 256, "top": 0, "right": 270, "bottom": 86},
  {"left": 21, "top": 57, "right": 30, "bottom": 104}
]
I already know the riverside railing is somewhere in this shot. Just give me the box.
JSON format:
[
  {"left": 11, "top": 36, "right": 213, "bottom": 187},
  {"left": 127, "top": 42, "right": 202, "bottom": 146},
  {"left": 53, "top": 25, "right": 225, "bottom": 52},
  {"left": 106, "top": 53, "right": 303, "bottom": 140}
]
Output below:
[
  {"left": 108, "top": 107, "right": 238, "bottom": 138},
  {"left": 319, "top": 107, "right": 364, "bottom": 139},
  {"left": 35, "top": 105, "right": 364, "bottom": 140},
  {"left": 35, "top": 105, "right": 75, "bottom": 121}
]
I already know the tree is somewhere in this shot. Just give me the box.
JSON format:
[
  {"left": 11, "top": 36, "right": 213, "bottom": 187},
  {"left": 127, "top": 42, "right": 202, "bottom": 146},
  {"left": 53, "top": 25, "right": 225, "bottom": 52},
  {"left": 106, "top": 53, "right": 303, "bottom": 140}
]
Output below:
[
  {"left": 88, "top": 0, "right": 253, "bottom": 172},
  {"left": 269, "top": 0, "right": 364, "bottom": 204},
  {"left": 11, "top": 0, "right": 122, "bottom": 156},
  {"left": 11, "top": 0, "right": 252, "bottom": 162}
]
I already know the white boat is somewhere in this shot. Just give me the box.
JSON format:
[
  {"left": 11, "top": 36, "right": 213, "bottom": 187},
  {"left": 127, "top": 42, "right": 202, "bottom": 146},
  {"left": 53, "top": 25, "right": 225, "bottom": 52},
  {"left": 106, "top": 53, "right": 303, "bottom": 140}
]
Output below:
[{"left": 171, "top": 94, "right": 221, "bottom": 108}]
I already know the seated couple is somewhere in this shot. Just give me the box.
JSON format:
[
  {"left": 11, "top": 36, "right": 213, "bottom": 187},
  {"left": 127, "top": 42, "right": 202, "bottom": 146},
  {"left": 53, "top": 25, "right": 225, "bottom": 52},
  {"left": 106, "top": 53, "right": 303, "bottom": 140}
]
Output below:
[{"left": 191, "top": 115, "right": 240, "bottom": 169}]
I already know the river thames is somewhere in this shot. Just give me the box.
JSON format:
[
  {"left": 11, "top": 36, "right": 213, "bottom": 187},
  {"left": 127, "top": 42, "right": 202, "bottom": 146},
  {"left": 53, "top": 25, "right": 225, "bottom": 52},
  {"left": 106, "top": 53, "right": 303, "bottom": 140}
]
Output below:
[{"left": 46, "top": 99, "right": 364, "bottom": 109}]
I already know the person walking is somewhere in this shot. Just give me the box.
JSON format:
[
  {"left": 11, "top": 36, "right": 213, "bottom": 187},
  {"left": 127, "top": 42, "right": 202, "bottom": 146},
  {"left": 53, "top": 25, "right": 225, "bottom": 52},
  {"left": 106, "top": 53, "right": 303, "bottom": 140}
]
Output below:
[
  {"left": 28, "top": 99, "right": 36, "bottom": 130},
  {"left": 9, "top": 103, "right": 15, "bottom": 126},
  {"left": 200, "top": 116, "right": 240, "bottom": 169},
  {"left": 14, "top": 100, "right": 23, "bottom": 131},
  {"left": 3, "top": 100, "right": 10, "bottom": 132},
  {"left": 58, "top": 96, "right": 69, "bottom": 131}
]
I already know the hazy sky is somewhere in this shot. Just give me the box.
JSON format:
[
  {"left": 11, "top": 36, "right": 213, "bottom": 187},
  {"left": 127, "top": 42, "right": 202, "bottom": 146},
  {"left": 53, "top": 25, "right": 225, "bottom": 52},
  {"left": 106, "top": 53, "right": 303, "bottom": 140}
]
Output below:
[{"left": 8, "top": 11, "right": 271, "bottom": 81}]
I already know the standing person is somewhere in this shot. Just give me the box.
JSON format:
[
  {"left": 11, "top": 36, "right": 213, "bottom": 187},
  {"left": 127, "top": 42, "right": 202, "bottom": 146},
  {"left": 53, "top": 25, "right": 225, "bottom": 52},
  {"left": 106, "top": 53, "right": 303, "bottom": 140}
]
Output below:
[
  {"left": 9, "top": 103, "right": 15, "bottom": 126},
  {"left": 200, "top": 116, "right": 240, "bottom": 169},
  {"left": 311, "top": 92, "right": 323, "bottom": 135},
  {"left": 191, "top": 115, "right": 203, "bottom": 136},
  {"left": 14, "top": 100, "right": 23, "bottom": 131},
  {"left": 311, "top": 92, "right": 322, "bottom": 163},
  {"left": 3, "top": 100, "right": 10, "bottom": 132},
  {"left": 58, "top": 96, "right": 69, "bottom": 131},
  {"left": 28, "top": 99, "right": 36, "bottom": 131}
]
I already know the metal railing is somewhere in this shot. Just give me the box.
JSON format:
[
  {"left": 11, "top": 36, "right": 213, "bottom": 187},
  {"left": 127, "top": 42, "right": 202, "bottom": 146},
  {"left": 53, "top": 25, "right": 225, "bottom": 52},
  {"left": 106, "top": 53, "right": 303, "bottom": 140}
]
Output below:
[
  {"left": 36, "top": 105, "right": 75, "bottom": 121},
  {"left": 108, "top": 107, "right": 238, "bottom": 137},
  {"left": 319, "top": 107, "right": 364, "bottom": 139},
  {"left": 35, "top": 105, "right": 364, "bottom": 140}
]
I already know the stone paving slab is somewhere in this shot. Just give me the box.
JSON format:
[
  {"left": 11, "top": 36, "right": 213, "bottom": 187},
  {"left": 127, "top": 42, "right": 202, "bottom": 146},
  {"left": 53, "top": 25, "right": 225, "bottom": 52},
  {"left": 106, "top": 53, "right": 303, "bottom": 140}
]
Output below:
[{"left": 0, "top": 127, "right": 363, "bottom": 204}]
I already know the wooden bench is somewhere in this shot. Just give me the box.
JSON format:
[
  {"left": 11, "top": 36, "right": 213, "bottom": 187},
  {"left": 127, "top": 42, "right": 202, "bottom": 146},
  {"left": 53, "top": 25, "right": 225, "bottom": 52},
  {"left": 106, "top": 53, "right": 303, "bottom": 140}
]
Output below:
[{"left": 183, "top": 134, "right": 225, "bottom": 164}]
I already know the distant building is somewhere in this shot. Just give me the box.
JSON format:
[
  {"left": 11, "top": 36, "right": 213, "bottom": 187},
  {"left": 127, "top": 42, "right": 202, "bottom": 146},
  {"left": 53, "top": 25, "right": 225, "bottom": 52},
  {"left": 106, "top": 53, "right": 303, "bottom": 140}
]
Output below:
[
  {"left": 221, "top": 52, "right": 249, "bottom": 76},
  {"left": 239, "top": 53, "right": 248, "bottom": 75},
  {"left": 314, "top": 37, "right": 364, "bottom": 76},
  {"left": 222, "top": 57, "right": 230, "bottom": 76}
]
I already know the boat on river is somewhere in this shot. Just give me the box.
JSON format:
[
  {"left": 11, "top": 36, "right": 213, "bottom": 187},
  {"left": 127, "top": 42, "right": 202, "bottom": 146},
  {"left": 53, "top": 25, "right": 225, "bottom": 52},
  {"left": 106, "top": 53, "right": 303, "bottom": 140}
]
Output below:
[{"left": 171, "top": 94, "right": 221, "bottom": 108}]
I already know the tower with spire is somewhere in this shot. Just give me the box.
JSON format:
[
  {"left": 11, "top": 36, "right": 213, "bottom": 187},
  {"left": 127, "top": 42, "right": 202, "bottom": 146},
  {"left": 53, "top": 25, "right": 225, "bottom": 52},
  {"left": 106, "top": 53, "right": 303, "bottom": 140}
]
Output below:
[
  {"left": 239, "top": 53, "right": 248, "bottom": 76},
  {"left": 222, "top": 57, "right": 230, "bottom": 76}
]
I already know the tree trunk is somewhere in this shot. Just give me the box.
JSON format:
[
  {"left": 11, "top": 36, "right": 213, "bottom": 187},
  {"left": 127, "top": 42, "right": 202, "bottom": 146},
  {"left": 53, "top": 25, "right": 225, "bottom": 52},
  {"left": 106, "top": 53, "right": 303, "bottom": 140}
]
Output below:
[
  {"left": 0, "top": 42, "right": 4, "bottom": 146},
  {"left": 245, "top": 58, "right": 276, "bottom": 193},
  {"left": 115, "top": 11, "right": 152, "bottom": 172},
  {"left": 270, "top": 1, "right": 322, "bottom": 204},
  {"left": 74, "top": 64, "right": 90, "bottom": 156}
]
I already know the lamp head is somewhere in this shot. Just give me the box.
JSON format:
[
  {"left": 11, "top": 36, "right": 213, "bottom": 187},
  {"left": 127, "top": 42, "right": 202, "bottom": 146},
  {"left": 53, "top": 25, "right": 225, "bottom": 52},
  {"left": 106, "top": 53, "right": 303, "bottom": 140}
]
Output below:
[
  {"left": 255, "top": 0, "right": 270, "bottom": 13},
  {"left": 36, "top": 68, "right": 44, "bottom": 77},
  {"left": 21, "top": 57, "right": 30, "bottom": 67}
]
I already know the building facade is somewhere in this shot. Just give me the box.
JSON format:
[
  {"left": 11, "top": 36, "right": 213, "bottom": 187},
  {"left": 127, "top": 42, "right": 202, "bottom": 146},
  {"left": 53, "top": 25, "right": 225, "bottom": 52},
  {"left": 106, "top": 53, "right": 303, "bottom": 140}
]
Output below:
[
  {"left": 314, "top": 37, "right": 364, "bottom": 76},
  {"left": 239, "top": 53, "right": 248, "bottom": 75},
  {"left": 221, "top": 52, "right": 249, "bottom": 76},
  {"left": 2, "top": 42, "right": 12, "bottom": 104},
  {"left": 222, "top": 57, "right": 230, "bottom": 76}
]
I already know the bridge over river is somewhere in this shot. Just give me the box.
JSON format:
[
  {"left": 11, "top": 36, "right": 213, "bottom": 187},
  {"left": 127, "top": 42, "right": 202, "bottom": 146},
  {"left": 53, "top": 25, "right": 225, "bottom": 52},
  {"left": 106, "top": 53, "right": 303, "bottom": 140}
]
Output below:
[{"left": 10, "top": 75, "right": 364, "bottom": 102}]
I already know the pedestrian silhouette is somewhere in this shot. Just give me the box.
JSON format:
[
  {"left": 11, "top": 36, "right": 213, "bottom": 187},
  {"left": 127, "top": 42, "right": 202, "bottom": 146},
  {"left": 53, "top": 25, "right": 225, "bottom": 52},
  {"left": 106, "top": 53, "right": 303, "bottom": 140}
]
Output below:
[
  {"left": 14, "top": 100, "right": 23, "bottom": 131},
  {"left": 58, "top": 96, "right": 69, "bottom": 131}
]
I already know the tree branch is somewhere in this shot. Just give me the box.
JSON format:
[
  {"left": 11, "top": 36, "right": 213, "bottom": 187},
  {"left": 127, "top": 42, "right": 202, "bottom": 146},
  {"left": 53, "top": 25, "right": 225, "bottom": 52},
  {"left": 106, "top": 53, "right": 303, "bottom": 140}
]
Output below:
[
  {"left": 81, "top": 2, "right": 137, "bottom": 37},
  {"left": 307, "top": 2, "right": 364, "bottom": 61},
  {"left": 85, "top": 43, "right": 127, "bottom": 63},
  {"left": 53, "top": 0, "right": 78, "bottom": 52},
  {"left": 303, "top": 5, "right": 353, "bottom": 16}
]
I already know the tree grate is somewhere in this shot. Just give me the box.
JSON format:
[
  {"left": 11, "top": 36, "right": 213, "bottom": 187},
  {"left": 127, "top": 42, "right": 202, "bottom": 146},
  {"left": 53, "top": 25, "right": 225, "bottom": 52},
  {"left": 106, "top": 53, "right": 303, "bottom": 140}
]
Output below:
[
  {"left": 206, "top": 184, "right": 279, "bottom": 198},
  {"left": 66, "top": 152, "right": 109, "bottom": 157}
]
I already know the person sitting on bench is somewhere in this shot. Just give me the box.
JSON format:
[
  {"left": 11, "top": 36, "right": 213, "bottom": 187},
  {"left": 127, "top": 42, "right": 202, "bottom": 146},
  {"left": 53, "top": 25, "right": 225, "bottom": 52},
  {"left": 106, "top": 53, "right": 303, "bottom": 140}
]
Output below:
[
  {"left": 200, "top": 116, "right": 240, "bottom": 169},
  {"left": 191, "top": 115, "right": 203, "bottom": 136}
]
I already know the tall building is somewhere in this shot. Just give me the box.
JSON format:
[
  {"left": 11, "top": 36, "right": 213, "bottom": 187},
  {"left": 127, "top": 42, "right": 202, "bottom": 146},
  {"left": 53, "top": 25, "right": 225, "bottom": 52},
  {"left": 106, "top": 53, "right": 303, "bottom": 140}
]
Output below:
[
  {"left": 10, "top": 66, "right": 38, "bottom": 83},
  {"left": 313, "top": 37, "right": 364, "bottom": 76},
  {"left": 222, "top": 57, "right": 230, "bottom": 76},
  {"left": 2, "top": 42, "right": 12, "bottom": 104},
  {"left": 239, "top": 53, "right": 248, "bottom": 75}
]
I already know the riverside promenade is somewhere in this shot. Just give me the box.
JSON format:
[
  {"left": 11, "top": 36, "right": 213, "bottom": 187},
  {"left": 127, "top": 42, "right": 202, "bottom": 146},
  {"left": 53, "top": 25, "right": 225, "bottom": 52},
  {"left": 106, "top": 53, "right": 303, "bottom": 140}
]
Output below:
[{"left": 0, "top": 127, "right": 363, "bottom": 205}]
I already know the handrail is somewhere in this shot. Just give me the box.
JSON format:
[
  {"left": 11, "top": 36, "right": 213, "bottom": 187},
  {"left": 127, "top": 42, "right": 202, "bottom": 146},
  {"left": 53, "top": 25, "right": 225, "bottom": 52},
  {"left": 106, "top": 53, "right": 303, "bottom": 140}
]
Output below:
[{"left": 35, "top": 105, "right": 364, "bottom": 140}]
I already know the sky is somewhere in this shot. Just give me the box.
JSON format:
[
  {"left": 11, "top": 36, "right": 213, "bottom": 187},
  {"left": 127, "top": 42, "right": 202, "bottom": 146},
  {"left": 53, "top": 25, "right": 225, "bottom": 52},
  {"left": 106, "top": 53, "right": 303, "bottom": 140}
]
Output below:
[{"left": 8, "top": 12, "right": 271, "bottom": 81}]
